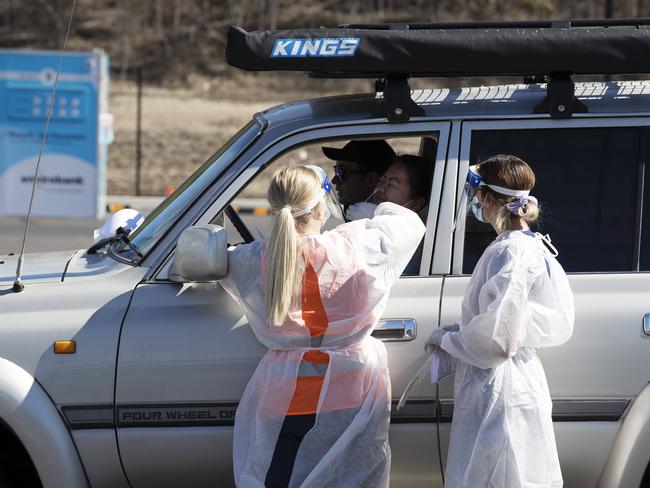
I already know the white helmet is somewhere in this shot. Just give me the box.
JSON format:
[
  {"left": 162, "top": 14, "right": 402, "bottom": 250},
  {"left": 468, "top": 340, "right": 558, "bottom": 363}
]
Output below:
[{"left": 93, "top": 209, "right": 144, "bottom": 242}]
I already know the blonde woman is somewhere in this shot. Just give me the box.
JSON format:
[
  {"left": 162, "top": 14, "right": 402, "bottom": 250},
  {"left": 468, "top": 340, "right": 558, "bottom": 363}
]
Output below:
[
  {"left": 427, "top": 154, "right": 575, "bottom": 488},
  {"left": 220, "top": 164, "right": 425, "bottom": 487}
]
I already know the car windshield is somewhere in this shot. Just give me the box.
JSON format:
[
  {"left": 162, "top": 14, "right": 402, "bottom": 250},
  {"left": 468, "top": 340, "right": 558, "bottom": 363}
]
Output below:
[{"left": 112, "top": 120, "right": 261, "bottom": 263}]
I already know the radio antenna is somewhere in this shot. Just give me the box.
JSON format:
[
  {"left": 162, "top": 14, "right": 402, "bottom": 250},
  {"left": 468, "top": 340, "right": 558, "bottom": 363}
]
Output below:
[{"left": 12, "top": 0, "right": 78, "bottom": 293}]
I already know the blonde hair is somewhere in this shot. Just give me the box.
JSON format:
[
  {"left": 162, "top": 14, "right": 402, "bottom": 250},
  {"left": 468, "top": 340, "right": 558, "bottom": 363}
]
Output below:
[
  {"left": 476, "top": 154, "right": 540, "bottom": 234},
  {"left": 266, "top": 166, "right": 323, "bottom": 326}
]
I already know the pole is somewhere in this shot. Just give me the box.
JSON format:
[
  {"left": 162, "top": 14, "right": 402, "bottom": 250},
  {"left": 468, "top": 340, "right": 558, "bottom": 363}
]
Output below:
[
  {"left": 135, "top": 65, "right": 143, "bottom": 196},
  {"left": 13, "top": 0, "right": 78, "bottom": 293}
]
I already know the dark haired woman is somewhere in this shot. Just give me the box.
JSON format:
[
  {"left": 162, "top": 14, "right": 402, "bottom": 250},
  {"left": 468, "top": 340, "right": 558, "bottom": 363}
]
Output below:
[
  {"left": 427, "top": 154, "right": 575, "bottom": 488},
  {"left": 346, "top": 154, "right": 433, "bottom": 275}
]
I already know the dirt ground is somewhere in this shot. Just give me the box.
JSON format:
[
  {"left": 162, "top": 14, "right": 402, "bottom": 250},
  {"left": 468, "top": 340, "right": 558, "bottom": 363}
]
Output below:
[
  {"left": 108, "top": 74, "right": 424, "bottom": 197},
  {"left": 108, "top": 78, "right": 274, "bottom": 196}
]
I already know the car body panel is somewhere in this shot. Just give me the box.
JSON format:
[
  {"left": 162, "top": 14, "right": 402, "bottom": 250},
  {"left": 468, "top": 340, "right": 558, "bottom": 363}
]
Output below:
[
  {"left": 0, "top": 250, "right": 75, "bottom": 284},
  {"left": 114, "top": 277, "right": 446, "bottom": 486},
  {"left": 71, "top": 429, "right": 130, "bottom": 488},
  {"left": 0, "top": 254, "right": 144, "bottom": 405}
]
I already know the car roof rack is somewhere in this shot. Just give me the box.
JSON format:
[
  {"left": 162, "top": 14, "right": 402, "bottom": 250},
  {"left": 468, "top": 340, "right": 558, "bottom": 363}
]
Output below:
[{"left": 226, "top": 19, "right": 650, "bottom": 121}]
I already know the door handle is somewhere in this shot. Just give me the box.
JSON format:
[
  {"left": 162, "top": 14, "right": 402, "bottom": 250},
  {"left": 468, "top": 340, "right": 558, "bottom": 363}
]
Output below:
[
  {"left": 643, "top": 314, "right": 650, "bottom": 336},
  {"left": 372, "top": 319, "right": 417, "bottom": 342}
]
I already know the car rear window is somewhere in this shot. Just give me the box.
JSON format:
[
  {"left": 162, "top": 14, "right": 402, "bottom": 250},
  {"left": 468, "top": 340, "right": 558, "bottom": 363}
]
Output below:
[{"left": 464, "top": 126, "right": 643, "bottom": 274}]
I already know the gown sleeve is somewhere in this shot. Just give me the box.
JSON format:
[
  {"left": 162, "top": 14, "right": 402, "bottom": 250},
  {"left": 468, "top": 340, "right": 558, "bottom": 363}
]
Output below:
[
  {"left": 218, "top": 240, "right": 264, "bottom": 304},
  {"left": 440, "top": 243, "right": 532, "bottom": 369},
  {"left": 341, "top": 202, "right": 426, "bottom": 283},
  {"left": 522, "top": 255, "right": 575, "bottom": 349},
  {"left": 218, "top": 248, "right": 238, "bottom": 300}
]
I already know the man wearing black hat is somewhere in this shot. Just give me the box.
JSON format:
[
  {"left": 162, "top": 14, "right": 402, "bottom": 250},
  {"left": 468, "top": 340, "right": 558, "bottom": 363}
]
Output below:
[{"left": 322, "top": 139, "right": 395, "bottom": 210}]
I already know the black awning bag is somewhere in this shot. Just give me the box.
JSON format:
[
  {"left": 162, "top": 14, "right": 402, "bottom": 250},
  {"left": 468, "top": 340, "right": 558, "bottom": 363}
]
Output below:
[{"left": 226, "top": 25, "right": 650, "bottom": 77}]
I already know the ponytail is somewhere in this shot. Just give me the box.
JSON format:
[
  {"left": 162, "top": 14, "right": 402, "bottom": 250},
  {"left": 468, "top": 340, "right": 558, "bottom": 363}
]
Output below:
[
  {"left": 265, "top": 206, "right": 302, "bottom": 326},
  {"left": 492, "top": 198, "right": 540, "bottom": 234},
  {"left": 265, "top": 165, "right": 322, "bottom": 326}
]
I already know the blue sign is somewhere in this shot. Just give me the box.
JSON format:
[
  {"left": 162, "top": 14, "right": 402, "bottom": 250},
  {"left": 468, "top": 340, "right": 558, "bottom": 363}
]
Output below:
[{"left": 0, "top": 49, "right": 112, "bottom": 218}]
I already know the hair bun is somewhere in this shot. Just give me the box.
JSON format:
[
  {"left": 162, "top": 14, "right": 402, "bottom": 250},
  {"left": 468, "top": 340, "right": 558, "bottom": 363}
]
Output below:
[{"left": 521, "top": 200, "right": 539, "bottom": 223}]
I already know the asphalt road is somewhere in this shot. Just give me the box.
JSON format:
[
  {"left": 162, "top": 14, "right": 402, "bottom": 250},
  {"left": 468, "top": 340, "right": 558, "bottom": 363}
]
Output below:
[
  {"left": 0, "top": 215, "right": 274, "bottom": 255},
  {"left": 0, "top": 194, "right": 279, "bottom": 255},
  {"left": 0, "top": 217, "right": 103, "bottom": 255}
]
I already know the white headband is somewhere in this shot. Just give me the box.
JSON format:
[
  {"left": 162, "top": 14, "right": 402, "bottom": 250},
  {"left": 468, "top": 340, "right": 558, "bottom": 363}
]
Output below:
[
  {"left": 479, "top": 182, "right": 530, "bottom": 198},
  {"left": 291, "top": 189, "right": 325, "bottom": 217}
]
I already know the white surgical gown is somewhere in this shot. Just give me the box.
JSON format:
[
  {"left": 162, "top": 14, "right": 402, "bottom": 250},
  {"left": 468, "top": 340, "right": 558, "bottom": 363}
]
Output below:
[
  {"left": 440, "top": 230, "right": 574, "bottom": 488},
  {"left": 221, "top": 202, "right": 425, "bottom": 487}
]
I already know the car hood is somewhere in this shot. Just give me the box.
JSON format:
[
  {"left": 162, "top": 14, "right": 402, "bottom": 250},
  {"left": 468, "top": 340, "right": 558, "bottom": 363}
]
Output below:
[
  {"left": 0, "top": 250, "right": 77, "bottom": 285},
  {"left": 0, "top": 249, "right": 139, "bottom": 289}
]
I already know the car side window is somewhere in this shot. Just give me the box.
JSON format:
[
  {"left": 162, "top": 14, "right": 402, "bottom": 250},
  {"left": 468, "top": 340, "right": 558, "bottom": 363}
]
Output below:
[
  {"left": 463, "top": 127, "right": 643, "bottom": 274},
  {"left": 217, "top": 135, "right": 439, "bottom": 276}
]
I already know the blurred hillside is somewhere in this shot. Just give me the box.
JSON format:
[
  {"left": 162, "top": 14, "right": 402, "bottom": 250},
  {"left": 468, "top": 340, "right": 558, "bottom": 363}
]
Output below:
[
  {"left": 3, "top": 0, "right": 647, "bottom": 85},
  {"left": 3, "top": 0, "right": 649, "bottom": 195}
]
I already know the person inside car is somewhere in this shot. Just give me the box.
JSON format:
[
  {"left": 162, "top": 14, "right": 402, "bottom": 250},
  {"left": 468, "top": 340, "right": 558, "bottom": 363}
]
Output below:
[
  {"left": 322, "top": 139, "right": 395, "bottom": 211},
  {"left": 346, "top": 154, "right": 434, "bottom": 275},
  {"left": 372, "top": 155, "right": 431, "bottom": 217}
]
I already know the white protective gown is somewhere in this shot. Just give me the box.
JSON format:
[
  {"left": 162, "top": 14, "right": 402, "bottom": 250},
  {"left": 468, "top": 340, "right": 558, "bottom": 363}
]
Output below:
[
  {"left": 440, "top": 230, "right": 575, "bottom": 488},
  {"left": 220, "top": 202, "right": 425, "bottom": 488}
]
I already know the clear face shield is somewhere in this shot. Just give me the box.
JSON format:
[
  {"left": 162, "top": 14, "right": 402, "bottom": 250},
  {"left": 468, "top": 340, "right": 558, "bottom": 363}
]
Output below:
[
  {"left": 296, "top": 164, "right": 343, "bottom": 222},
  {"left": 454, "top": 164, "right": 536, "bottom": 230},
  {"left": 454, "top": 165, "right": 484, "bottom": 231}
]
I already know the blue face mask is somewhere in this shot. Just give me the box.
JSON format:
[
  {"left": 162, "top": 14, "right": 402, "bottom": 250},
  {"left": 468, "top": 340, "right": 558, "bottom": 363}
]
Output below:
[{"left": 471, "top": 195, "right": 487, "bottom": 223}]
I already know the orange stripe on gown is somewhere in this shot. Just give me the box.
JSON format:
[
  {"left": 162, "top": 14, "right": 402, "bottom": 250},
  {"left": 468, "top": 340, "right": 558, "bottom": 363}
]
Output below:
[{"left": 286, "top": 261, "right": 330, "bottom": 416}]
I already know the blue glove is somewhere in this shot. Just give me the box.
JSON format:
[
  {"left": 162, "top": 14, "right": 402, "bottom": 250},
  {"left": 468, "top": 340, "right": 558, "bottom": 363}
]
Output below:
[
  {"left": 442, "top": 324, "right": 460, "bottom": 333},
  {"left": 425, "top": 324, "right": 459, "bottom": 352},
  {"left": 425, "top": 328, "right": 447, "bottom": 352},
  {"left": 345, "top": 202, "right": 378, "bottom": 221}
]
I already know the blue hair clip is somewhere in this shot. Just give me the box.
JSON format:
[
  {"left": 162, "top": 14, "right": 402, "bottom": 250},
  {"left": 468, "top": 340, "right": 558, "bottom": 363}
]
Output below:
[{"left": 323, "top": 176, "right": 332, "bottom": 193}]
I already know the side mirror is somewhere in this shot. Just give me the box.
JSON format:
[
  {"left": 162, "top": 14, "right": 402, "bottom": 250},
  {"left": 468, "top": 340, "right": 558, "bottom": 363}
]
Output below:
[{"left": 169, "top": 225, "right": 228, "bottom": 282}]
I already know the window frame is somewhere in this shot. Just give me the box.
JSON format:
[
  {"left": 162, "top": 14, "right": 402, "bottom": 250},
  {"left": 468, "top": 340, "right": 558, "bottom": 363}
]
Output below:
[
  {"left": 641, "top": 127, "right": 650, "bottom": 271},
  {"left": 152, "top": 120, "right": 452, "bottom": 281},
  {"left": 453, "top": 116, "right": 650, "bottom": 275}
]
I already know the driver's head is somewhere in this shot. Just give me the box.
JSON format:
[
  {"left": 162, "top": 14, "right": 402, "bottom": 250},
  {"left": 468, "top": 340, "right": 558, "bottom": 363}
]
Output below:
[{"left": 322, "top": 140, "right": 395, "bottom": 206}]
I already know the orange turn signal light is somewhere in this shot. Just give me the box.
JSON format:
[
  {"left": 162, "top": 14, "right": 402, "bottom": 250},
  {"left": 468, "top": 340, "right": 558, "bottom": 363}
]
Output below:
[{"left": 53, "top": 340, "right": 76, "bottom": 354}]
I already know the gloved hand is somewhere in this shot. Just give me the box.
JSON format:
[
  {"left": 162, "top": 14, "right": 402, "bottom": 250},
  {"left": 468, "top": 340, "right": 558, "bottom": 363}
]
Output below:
[
  {"left": 425, "top": 324, "right": 459, "bottom": 352},
  {"left": 345, "top": 202, "right": 378, "bottom": 221},
  {"left": 441, "top": 323, "right": 460, "bottom": 333}
]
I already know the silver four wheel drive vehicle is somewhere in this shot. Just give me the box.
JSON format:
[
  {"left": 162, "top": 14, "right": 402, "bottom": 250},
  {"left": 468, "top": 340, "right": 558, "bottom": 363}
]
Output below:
[{"left": 2, "top": 19, "right": 650, "bottom": 488}]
